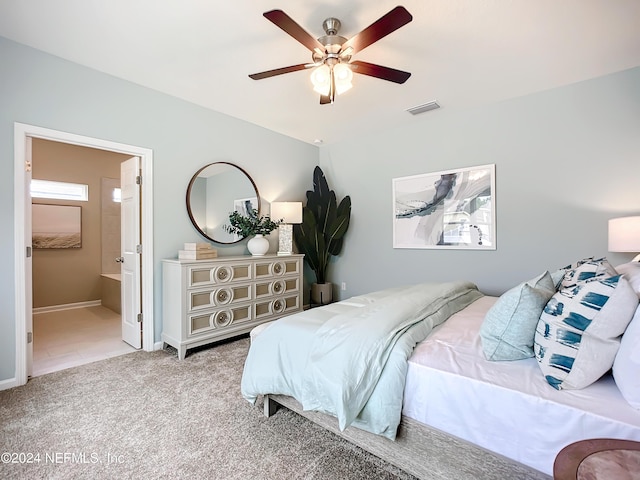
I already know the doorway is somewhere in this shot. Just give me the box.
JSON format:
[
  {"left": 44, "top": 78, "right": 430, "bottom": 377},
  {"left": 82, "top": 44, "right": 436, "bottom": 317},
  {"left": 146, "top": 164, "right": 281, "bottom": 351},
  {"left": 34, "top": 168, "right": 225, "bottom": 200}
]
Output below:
[
  {"left": 30, "top": 139, "right": 135, "bottom": 376},
  {"left": 13, "top": 123, "right": 154, "bottom": 387}
]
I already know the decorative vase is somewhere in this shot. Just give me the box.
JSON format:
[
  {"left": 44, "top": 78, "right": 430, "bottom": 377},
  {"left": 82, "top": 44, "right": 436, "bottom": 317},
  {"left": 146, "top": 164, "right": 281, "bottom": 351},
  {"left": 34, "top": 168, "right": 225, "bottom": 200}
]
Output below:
[
  {"left": 247, "top": 234, "right": 269, "bottom": 256},
  {"left": 311, "top": 282, "right": 333, "bottom": 305}
]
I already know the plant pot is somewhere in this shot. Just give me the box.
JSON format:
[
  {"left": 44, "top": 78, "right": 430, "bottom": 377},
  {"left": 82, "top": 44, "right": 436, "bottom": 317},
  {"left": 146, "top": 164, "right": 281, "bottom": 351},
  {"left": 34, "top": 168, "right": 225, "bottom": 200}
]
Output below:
[
  {"left": 247, "top": 234, "right": 269, "bottom": 256},
  {"left": 311, "top": 282, "right": 333, "bottom": 305}
]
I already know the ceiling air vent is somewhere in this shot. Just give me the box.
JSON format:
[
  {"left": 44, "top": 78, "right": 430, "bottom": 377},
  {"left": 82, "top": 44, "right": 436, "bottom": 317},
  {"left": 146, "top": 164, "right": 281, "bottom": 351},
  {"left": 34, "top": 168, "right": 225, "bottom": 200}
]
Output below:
[{"left": 406, "top": 101, "right": 440, "bottom": 115}]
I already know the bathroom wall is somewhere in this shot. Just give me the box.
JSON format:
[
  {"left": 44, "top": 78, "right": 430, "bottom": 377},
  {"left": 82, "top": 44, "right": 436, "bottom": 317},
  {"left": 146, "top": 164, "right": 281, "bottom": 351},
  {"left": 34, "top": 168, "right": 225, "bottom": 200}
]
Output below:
[
  {"left": 101, "top": 177, "right": 121, "bottom": 275},
  {"left": 32, "top": 139, "right": 129, "bottom": 308}
]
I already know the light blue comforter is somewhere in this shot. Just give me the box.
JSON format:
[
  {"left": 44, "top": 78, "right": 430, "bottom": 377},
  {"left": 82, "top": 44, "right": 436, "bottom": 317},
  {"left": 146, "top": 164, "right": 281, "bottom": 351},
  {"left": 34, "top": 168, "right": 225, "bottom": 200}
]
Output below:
[{"left": 241, "top": 281, "right": 483, "bottom": 439}]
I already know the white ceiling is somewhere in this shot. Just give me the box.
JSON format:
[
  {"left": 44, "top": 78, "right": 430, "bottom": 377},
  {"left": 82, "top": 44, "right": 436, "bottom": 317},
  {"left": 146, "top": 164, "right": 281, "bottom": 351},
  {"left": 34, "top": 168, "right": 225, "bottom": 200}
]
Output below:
[{"left": 1, "top": 0, "right": 639, "bottom": 146}]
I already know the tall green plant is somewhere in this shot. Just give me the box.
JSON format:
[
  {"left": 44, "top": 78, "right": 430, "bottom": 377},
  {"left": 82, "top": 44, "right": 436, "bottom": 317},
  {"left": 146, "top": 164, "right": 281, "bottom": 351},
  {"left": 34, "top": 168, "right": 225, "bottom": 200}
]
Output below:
[{"left": 293, "top": 166, "right": 351, "bottom": 284}]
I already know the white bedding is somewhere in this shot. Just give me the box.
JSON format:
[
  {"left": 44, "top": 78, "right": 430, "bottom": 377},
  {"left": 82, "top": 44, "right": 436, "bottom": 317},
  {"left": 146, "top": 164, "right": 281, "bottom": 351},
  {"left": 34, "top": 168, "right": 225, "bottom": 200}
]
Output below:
[{"left": 403, "top": 295, "right": 640, "bottom": 476}]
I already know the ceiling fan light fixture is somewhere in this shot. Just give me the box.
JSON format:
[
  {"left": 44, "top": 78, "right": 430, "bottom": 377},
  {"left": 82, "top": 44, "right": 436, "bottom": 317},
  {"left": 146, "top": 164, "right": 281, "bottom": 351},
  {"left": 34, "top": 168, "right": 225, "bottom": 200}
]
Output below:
[
  {"left": 333, "top": 63, "right": 353, "bottom": 95},
  {"left": 311, "top": 64, "right": 331, "bottom": 95}
]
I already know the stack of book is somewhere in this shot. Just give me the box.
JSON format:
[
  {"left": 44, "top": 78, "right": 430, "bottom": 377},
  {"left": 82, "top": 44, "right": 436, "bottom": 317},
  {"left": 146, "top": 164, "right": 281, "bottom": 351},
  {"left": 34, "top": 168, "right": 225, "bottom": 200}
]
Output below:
[{"left": 178, "top": 242, "right": 218, "bottom": 260}]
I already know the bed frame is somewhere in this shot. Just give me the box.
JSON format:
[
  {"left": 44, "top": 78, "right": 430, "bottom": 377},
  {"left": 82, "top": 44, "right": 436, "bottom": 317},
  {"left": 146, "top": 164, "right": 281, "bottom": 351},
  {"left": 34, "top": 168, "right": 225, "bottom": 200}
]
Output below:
[{"left": 264, "top": 394, "right": 551, "bottom": 480}]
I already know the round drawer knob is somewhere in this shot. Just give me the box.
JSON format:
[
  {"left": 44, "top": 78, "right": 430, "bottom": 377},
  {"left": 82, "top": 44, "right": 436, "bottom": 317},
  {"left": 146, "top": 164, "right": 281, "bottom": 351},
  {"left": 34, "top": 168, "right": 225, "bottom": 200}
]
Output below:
[
  {"left": 273, "top": 299, "right": 284, "bottom": 313},
  {"left": 216, "top": 289, "right": 231, "bottom": 303},
  {"left": 214, "top": 310, "right": 232, "bottom": 327},
  {"left": 216, "top": 267, "right": 230, "bottom": 281},
  {"left": 273, "top": 262, "right": 283, "bottom": 275}
]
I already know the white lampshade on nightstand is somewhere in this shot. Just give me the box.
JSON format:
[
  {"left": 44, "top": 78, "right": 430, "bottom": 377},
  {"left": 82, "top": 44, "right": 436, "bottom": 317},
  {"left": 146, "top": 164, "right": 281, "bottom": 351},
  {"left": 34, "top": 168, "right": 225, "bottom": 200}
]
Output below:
[
  {"left": 271, "top": 202, "right": 303, "bottom": 256},
  {"left": 608, "top": 216, "right": 640, "bottom": 262}
]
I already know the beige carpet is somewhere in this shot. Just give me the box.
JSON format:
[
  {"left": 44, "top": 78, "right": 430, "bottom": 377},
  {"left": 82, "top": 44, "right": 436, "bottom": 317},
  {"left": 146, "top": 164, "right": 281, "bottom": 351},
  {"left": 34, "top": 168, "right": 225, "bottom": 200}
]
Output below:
[
  {"left": 1, "top": 337, "right": 417, "bottom": 480},
  {"left": 0, "top": 337, "right": 548, "bottom": 479}
]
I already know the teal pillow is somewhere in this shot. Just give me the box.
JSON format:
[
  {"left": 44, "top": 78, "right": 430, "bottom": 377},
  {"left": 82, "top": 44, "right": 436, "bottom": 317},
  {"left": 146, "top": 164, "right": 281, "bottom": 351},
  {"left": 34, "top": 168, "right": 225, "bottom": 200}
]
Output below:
[{"left": 480, "top": 271, "right": 555, "bottom": 361}]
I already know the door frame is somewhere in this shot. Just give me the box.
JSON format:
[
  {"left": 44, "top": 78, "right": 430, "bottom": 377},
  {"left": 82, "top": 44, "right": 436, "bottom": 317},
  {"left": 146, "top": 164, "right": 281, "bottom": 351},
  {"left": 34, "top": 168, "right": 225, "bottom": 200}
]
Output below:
[{"left": 13, "top": 122, "right": 154, "bottom": 386}]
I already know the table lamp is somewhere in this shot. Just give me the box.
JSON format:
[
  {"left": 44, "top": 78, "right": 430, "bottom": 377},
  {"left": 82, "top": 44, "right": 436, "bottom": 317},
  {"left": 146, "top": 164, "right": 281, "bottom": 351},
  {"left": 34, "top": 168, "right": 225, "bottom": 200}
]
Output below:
[
  {"left": 608, "top": 216, "right": 640, "bottom": 262},
  {"left": 271, "top": 202, "right": 303, "bottom": 256}
]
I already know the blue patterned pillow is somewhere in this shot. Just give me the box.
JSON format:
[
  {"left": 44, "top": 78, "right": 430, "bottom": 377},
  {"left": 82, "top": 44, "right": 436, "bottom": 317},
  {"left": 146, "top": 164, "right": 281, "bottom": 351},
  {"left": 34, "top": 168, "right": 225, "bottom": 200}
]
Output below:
[
  {"left": 559, "top": 257, "right": 617, "bottom": 290},
  {"left": 534, "top": 274, "right": 638, "bottom": 390}
]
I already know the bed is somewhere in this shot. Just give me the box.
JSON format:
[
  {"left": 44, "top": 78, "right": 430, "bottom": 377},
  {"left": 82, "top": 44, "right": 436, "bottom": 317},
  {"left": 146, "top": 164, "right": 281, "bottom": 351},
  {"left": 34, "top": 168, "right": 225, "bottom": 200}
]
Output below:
[{"left": 241, "top": 260, "right": 640, "bottom": 478}]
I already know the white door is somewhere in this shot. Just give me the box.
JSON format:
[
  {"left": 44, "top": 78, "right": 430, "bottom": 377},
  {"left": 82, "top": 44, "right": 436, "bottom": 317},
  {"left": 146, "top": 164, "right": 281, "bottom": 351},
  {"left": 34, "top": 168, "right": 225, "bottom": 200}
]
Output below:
[
  {"left": 121, "top": 156, "right": 142, "bottom": 348},
  {"left": 25, "top": 138, "right": 34, "bottom": 377}
]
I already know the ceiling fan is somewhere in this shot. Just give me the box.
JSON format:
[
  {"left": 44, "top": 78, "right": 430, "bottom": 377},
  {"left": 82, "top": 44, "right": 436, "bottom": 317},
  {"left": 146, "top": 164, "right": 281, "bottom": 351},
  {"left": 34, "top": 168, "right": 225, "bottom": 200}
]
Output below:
[{"left": 249, "top": 6, "right": 413, "bottom": 105}]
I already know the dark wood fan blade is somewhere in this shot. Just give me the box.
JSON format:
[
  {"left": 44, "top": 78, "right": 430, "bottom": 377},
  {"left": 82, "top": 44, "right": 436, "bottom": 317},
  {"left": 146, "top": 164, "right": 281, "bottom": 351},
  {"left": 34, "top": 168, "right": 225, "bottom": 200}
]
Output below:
[
  {"left": 249, "top": 63, "right": 309, "bottom": 80},
  {"left": 264, "top": 9, "right": 325, "bottom": 52},
  {"left": 341, "top": 6, "right": 412, "bottom": 54},
  {"left": 350, "top": 60, "right": 411, "bottom": 84}
]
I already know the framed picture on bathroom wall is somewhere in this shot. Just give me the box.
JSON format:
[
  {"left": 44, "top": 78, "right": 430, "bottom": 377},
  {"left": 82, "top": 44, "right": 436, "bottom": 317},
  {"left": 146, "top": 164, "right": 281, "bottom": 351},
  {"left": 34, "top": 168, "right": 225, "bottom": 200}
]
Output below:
[
  {"left": 392, "top": 164, "right": 496, "bottom": 250},
  {"left": 32, "top": 204, "right": 82, "bottom": 249}
]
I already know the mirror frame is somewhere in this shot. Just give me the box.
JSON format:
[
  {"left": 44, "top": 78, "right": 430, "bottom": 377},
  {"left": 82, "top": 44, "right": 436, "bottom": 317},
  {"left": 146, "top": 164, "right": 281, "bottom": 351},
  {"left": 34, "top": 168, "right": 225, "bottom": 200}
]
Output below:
[{"left": 185, "top": 162, "right": 261, "bottom": 244}]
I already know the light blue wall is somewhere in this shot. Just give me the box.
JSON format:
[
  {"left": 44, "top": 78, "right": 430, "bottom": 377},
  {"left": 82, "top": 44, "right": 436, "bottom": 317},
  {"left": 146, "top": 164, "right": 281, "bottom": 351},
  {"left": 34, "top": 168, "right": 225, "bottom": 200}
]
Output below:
[
  {"left": 321, "top": 67, "right": 640, "bottom": 299},
  {"left": 2, "top": 34, "right": 638, "bottom": 384},
  {"left": 0, "top": 37, "right": 318, "bottom": 382}
]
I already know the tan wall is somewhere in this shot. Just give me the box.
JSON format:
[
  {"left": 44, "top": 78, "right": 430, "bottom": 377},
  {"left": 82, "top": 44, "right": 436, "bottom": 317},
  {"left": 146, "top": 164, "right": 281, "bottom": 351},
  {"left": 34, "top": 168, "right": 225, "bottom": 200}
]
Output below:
[{"left": 32, "top": 139, "right": 129, "bottom": 308}]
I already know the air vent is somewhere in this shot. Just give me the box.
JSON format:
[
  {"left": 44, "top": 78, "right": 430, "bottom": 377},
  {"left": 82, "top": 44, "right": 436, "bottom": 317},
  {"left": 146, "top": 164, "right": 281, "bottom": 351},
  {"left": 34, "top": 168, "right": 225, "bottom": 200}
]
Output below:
[{"left": 406, "top": 101, "right": 440, "bottom": 115}]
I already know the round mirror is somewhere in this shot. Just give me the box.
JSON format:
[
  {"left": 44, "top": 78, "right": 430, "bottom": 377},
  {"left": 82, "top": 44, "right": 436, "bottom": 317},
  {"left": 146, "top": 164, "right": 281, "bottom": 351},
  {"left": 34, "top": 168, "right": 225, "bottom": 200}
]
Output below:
[{"left": 186, "top": 162, "right": 260, "bottom": 244}]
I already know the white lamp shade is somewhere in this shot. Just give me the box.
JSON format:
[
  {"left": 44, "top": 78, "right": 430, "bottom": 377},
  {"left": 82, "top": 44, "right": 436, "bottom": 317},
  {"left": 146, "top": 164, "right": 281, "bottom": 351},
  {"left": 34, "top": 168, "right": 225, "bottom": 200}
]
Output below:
[
  {"left": 608, "top": 216, "right": 640, "bottom": 252},
  {"left": 311, "top": 65, "right": 331, "bottom": 96},
  {"left": 271, "top": 202, "right": 303, "bottom": 224},
  {"left": 333, "top": 64, "right": 353, "bottom": 95}
]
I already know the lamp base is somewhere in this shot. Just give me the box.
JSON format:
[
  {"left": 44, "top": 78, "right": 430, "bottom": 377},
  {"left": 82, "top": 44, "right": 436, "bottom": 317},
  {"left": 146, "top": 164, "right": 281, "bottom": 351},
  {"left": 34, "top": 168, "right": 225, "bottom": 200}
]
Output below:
[{"left": 277, "top": 224, "right": 294, "bottom": 256}]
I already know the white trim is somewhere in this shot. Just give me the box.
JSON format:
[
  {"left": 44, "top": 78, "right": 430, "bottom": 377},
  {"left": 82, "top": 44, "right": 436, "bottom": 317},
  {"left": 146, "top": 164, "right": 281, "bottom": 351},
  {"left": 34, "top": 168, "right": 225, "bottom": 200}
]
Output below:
[
  {"left": 0, "top": 377, "right": 19, "bottom": 390},
  {"left": 12, "top": 122, "right": 155, "bottom": 389},
  {"left": 33, "top": 300, "right": 102, "bottom": 315}
]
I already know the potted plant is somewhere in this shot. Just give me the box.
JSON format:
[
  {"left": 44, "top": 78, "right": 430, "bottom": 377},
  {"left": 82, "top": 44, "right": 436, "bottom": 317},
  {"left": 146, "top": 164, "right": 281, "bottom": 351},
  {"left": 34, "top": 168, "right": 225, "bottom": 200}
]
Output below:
[
  {"left": 294, "top": 166, "right": 351, "bottom": 304},
  {"left": 224, "top": 208, "right": 280, "bottom": 256}
]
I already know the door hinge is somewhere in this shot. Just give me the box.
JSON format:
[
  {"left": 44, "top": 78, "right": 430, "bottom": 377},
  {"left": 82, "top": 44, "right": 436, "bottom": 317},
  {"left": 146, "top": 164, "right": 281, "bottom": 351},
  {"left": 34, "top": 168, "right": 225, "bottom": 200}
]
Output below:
[
  {"left": 25, "top": 160, "right": 32, "bottom": 172},
  {"left": 136, "top": 175, "right": 142, "bottom": 185},
  {"left": 27, "top": 332, "right": 33, "bottom": 344},
  {"left": 137, "top": 313, "right": 143, "bottom": 323},
  {"left": 26, "top": 246, "right": 32, "bottom": 258},
  {"left": 136, "top": 244, "right": 143, "bottom": 254}
]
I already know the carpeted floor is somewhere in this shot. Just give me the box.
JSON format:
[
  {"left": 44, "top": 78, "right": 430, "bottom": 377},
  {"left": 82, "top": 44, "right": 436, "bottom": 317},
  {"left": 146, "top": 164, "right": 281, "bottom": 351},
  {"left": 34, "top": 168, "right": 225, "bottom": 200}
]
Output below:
[
  {"left": 0, "top": 337, "right": 550, "bottom": 480},
  {"left": 0, "top": 337, "right": 418, "bottom": 480}
]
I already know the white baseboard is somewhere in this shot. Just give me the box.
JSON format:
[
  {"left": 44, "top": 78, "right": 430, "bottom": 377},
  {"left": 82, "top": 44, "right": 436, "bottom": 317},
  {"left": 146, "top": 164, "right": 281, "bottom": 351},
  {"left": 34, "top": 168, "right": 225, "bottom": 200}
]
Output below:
[
  {"left": 33, "top": 300, "right": 102, "bottom": 315},
  {"left": 0, "top": 376, "right": 20, "bottom": 391}
]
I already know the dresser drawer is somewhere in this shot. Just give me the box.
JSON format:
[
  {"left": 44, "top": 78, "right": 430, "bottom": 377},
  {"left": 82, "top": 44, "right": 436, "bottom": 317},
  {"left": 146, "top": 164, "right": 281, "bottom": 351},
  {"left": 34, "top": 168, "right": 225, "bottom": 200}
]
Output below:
[
  {"left": 254, "top": 277, "right": 300, "bottom": 299},
  {"left": 254, "top": 258, "right": 301, "bottom": 279},
  {"left": 188, "top": 304, "right": 253, "bottom": 337},
  {"left": 189, "top": 283, "right": 252, "bottom": 310},
  {"left": 188, "top": 262, "right": 252, "bottom": 288},
  {"left": 254, "top": 293, "right": 300, "bottom": 320}
]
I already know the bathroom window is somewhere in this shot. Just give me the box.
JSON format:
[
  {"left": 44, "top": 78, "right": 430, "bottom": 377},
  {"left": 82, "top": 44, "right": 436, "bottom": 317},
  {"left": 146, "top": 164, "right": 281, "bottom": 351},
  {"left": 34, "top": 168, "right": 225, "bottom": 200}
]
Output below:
[{"left": 31, "top": 179, "right": 89, "bottom": 202}]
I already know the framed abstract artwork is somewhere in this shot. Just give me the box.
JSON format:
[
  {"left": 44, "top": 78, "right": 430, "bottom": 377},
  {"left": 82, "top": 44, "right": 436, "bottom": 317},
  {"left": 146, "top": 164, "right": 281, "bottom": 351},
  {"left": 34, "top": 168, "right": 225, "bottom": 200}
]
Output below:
[
  {"left": 32, "top": 204, "right": 82, "bottom": 249},
  {"left": 392, "top": 164, "right": 496, "bottom": 250}
]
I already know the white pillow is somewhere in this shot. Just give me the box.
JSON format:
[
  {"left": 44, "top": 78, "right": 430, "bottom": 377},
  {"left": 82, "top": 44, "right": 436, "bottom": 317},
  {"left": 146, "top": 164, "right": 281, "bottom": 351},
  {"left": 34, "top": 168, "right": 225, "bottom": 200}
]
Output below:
[
  {"left": 613, "top": 305, "right": 640, "bottom": 408},
  {"left": 534, "top": 274, "right": 639, "bottom": 390},
  {"left": 615, "top": 262, "right": 640, "bottom": 298}
]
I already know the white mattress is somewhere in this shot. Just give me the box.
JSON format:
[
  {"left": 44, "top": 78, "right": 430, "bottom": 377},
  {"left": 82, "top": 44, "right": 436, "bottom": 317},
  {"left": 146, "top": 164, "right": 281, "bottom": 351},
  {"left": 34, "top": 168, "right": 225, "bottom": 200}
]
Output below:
[{"left": 403, "top": 295, "right": 640, "bottom": 476}]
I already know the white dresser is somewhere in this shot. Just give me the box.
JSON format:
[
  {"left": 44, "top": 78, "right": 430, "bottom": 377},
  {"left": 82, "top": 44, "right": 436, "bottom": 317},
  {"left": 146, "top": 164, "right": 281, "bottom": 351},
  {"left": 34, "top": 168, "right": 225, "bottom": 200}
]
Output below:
[{"left": 162, "top": 254, "right": 303, "bottom": 359}]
